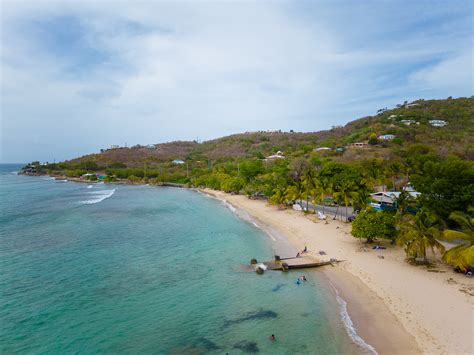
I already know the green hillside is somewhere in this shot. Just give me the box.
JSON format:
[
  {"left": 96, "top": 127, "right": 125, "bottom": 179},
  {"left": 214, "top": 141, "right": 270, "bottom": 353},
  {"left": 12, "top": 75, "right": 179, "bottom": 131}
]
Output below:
[
  {"left": 58, "top": 96, "right": 473, "bottom": 168},
  {"left": 22, "top": 96, "right": 474, "bottom": 266}
]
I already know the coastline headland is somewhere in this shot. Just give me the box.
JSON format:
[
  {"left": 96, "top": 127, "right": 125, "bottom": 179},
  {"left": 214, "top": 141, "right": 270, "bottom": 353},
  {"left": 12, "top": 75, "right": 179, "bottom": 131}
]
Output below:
[{"left": 200, "top": 188, "right": 473, "bottom": 355}]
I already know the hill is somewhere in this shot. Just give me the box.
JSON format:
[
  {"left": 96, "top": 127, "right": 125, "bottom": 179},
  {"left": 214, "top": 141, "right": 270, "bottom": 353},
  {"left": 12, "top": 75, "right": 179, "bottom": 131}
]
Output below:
[{"left": 62, "top": 96, "right": 472, "bottom": 168}]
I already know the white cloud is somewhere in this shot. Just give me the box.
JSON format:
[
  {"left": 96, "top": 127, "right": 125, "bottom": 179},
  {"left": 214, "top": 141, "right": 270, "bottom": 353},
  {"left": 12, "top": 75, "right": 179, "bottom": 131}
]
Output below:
[
  {"left": 0, "top": 0, "right": 472, "bottom": 162},
  {"left": 409, "top": 51, "right": 473, "bottom": 95}
]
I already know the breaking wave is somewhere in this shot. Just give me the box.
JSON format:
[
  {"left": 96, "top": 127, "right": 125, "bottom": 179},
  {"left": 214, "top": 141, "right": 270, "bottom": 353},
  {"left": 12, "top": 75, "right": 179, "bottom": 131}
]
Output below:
[
  {"left": 80, "top": 189, "right": 116, "bottom": 205},
  {"left": 330, "top": 282, "right": 378, "bottom": 355}
]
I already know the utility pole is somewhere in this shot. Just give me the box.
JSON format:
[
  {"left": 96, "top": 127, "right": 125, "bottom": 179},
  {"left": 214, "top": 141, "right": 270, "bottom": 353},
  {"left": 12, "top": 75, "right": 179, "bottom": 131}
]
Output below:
[{"left": 186, "top": 162, "right": 189, "bottom": 178}]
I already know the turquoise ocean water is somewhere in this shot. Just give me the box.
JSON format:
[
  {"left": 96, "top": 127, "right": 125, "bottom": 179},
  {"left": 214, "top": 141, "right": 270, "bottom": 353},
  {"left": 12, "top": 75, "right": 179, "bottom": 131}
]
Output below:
[{"left": 0, "top": 164, "right": 369, "bottom": 354}]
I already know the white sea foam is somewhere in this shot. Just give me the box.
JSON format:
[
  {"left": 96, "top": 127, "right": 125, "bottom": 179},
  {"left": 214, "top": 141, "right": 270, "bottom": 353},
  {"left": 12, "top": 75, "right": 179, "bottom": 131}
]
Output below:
[
  {"left": 87, "top": 185, "right": 93, "bottom": 189},
  {"left": 80, "top": 189, "right": 116, "bottom": 205},
  {"left": 330, "top": 282, "right": 378, "bottom": 355},
  {"left": 219, "top": 198, "right": 236, "bottom": 212}
]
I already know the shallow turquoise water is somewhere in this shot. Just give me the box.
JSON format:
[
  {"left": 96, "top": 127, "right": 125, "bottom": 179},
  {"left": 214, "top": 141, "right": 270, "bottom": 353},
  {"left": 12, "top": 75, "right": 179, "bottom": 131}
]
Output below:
[{"left": 0, "top": 165, "right": 364, "bottom": 354}]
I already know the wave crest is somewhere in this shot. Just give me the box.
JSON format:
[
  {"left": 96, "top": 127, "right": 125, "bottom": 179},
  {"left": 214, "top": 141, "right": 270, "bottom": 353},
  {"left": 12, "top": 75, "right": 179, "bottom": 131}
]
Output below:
[{"left": 80, "top": 189, "right": 116, "bottom": 205}]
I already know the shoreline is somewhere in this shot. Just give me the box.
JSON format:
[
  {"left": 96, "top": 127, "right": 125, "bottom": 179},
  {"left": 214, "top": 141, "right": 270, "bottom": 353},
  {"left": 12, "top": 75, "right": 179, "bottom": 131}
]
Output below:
[
  {"left": 19, "top": 174, "right": 473, "bottom": 354},
  {"left": 200, "top": 188, "right": 473, "bottom": 355}
]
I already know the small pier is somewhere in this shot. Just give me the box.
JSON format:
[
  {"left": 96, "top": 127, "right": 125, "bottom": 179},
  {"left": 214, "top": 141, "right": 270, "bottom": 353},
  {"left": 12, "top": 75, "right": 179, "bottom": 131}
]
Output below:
[{"left": 252, "top": 255, "right": 342, "bottom": 273}]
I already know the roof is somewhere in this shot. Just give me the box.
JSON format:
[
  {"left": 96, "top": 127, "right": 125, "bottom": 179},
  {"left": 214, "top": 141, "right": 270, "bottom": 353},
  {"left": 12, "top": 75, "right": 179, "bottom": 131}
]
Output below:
[{"left": 370, "top": 189, "right": 420, "bottom": 204}]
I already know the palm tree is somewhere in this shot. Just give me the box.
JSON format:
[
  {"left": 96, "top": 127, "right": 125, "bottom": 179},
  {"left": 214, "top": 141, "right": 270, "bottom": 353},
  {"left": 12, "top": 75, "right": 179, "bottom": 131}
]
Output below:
[
  {"left": 397, "top": 209, "right": 445, "bottom": 263},
  {"left": 310, "top": 179, "right": 325, "bottom": 214},
  {"left": 270, "top": 185, "right": 289, "bottom": 209},
  {"left": 441, "top": 211, "right": 474, "bottom": 268},
  {"left": 302, "top": 168, "right": 316, "bottom": 211},
  {"left": 286, "top": 184, "right": 304, "bottom": 208}
]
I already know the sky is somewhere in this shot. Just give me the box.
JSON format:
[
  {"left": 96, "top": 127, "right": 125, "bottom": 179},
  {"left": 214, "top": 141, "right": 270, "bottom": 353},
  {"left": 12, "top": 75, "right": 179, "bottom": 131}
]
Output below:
[{"left": 1, "top": 0, "right": 472, "bottom": 163}]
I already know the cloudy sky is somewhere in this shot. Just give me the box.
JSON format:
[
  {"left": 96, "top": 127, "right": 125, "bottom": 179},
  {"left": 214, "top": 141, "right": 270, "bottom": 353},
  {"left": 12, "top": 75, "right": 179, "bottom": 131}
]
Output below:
[{"left": 1, "top": 0, "right": 472, "bottom": 163}]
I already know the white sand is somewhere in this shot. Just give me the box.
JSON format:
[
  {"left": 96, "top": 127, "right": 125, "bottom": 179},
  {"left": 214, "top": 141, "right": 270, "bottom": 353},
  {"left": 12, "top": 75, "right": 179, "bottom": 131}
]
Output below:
[{"left": 203, "top": 189, "right": 473, "bottom": 355}]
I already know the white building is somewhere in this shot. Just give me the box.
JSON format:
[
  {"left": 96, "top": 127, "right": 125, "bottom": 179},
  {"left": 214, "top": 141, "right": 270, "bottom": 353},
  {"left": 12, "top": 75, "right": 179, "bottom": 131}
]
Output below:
[
  {"left": 315, "top": 147, "right": 332, "bottom": 151},
  {"left": 400, "top": 120, "right": 418, "bottom": 126},
  {"left": 429, "top": 120, "right": 448, "bottom": 127},
  {"left": 265, "top": 151, "right": 285, "bottom": 160}
]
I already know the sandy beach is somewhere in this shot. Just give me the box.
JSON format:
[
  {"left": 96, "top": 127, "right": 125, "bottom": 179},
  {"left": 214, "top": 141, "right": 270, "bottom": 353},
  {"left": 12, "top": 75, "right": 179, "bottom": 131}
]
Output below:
[{"left": 202, "top": 189, "right": 473, "bottom": 355}]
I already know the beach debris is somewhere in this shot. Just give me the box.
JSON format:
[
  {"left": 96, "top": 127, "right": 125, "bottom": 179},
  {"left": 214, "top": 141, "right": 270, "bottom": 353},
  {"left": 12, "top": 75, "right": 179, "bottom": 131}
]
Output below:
[
  {"left": 446, "top": 278, "right": 458, "bottom": 284},
  {"left": 224, "top": 310, "right": 278, "bottom": 327},
  {"left": 233, "top": 340, "right": 259, "bottom": 353},
  {"left": 319, "top": 250, "right": 327, "bottom": 255},
  {"left": 377, "top": 255, "right": 385, "bottom": 259}
]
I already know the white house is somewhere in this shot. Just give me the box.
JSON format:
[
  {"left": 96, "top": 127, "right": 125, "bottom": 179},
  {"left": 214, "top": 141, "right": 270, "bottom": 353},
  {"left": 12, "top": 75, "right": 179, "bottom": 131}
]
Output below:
[
  {"left": 172, "top": 159, "right": 185, "bottom": 165},
  {"left": 388, "top": 114, "right": 399, "bottom": 120},
  {"left": 265, "top": 151, "right": 285, "bottom": 160},
  {"left": 315, "top": 147, "right": 332, "bottom": 151},
  {"left": 400, "top": 120, "right": 418, "bottom": 126},
  {"left": 429, "top": 120, "right": 447, "bottom": 127},
  {"left": 146, "top": 144, "right": 157, "bottom": 150},
  {"left": 378, "top": 134, "right": 395, "bottom": 140}
]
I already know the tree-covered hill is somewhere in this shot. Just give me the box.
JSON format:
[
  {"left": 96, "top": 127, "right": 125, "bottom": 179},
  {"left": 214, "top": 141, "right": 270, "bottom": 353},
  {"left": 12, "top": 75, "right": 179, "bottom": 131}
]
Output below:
[
  {"left": 62, "top": 96, "right": 472, "bottom": 168},
  {"left": 22, "top": 96, "right": 474, "bottom": 269}
]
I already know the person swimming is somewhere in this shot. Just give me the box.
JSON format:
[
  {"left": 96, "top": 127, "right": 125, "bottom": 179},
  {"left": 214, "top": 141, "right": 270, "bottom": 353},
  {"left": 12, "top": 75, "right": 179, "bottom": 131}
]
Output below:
[{"left": 270, "top": 334, "right": 276, "bottom": 341}]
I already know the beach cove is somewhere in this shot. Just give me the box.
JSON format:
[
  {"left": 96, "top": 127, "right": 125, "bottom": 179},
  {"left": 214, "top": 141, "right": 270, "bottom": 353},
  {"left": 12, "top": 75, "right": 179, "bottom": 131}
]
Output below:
[
  {"left": 201, "top": 189, "right": 473, "bottom": 355},
  {"left": 1, "top": 168, "right": 372, "bottom": 354}
]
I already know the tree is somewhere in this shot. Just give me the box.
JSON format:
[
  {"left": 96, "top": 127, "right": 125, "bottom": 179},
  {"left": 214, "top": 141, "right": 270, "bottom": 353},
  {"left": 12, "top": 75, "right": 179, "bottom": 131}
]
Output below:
[
  {"left": 302, "top": 167, "right": 316, "bottom": 211},
  {"left": 270, "top": 186, "right": 289, "bottom": 209},
  {"left": 351, "top": 188, "right": 370, "bottom": 212},
  {"left": 368, "top": 133, "right": 378, "bottom": 145},
  {"left": 441, "top": 211, "right": 474, "bottom": 268},
  {"left": 411, "top": 157, "right": 474, "bottom": 220},
  {"left": 351, "top": 208, "right": 396, "bottom": 242},
  {"left": 396, "top": 209, "right": 445, "bottom": 262}
]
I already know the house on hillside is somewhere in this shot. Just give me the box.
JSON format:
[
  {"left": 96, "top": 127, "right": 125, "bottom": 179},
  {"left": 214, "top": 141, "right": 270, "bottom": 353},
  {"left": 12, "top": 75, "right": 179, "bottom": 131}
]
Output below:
[
  {"left": 351, "top": 142, "right": 368, "bottom": 148},
  {"left": 314, "top": 147, "right": 332, "bottom": 152},
  {"left": 146, "top": 144, "right": 157, "bottom": 150},
  {"left": 388, "top": 114, "right": 399, "bottom": 120},
  {"left": 400, "top": 119, "right": 418, "bottom": 126},
  {"left": 110, "top": 145, "right": 120, "bottom": 149},
  {"left": 405, "top": 103, "right": 420, "bottom": 108},
  {"left": 378, "top": 134, "right": 395, "bottom": 140},
  {"left": 172, "top": 159, "right": 185, "bottom": 165},
  {"left": 265, "top": 151, "right": 285, "bottom": 161},
  {"left": 429, "top": 119, "right": 447, "bottom": 127}
]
